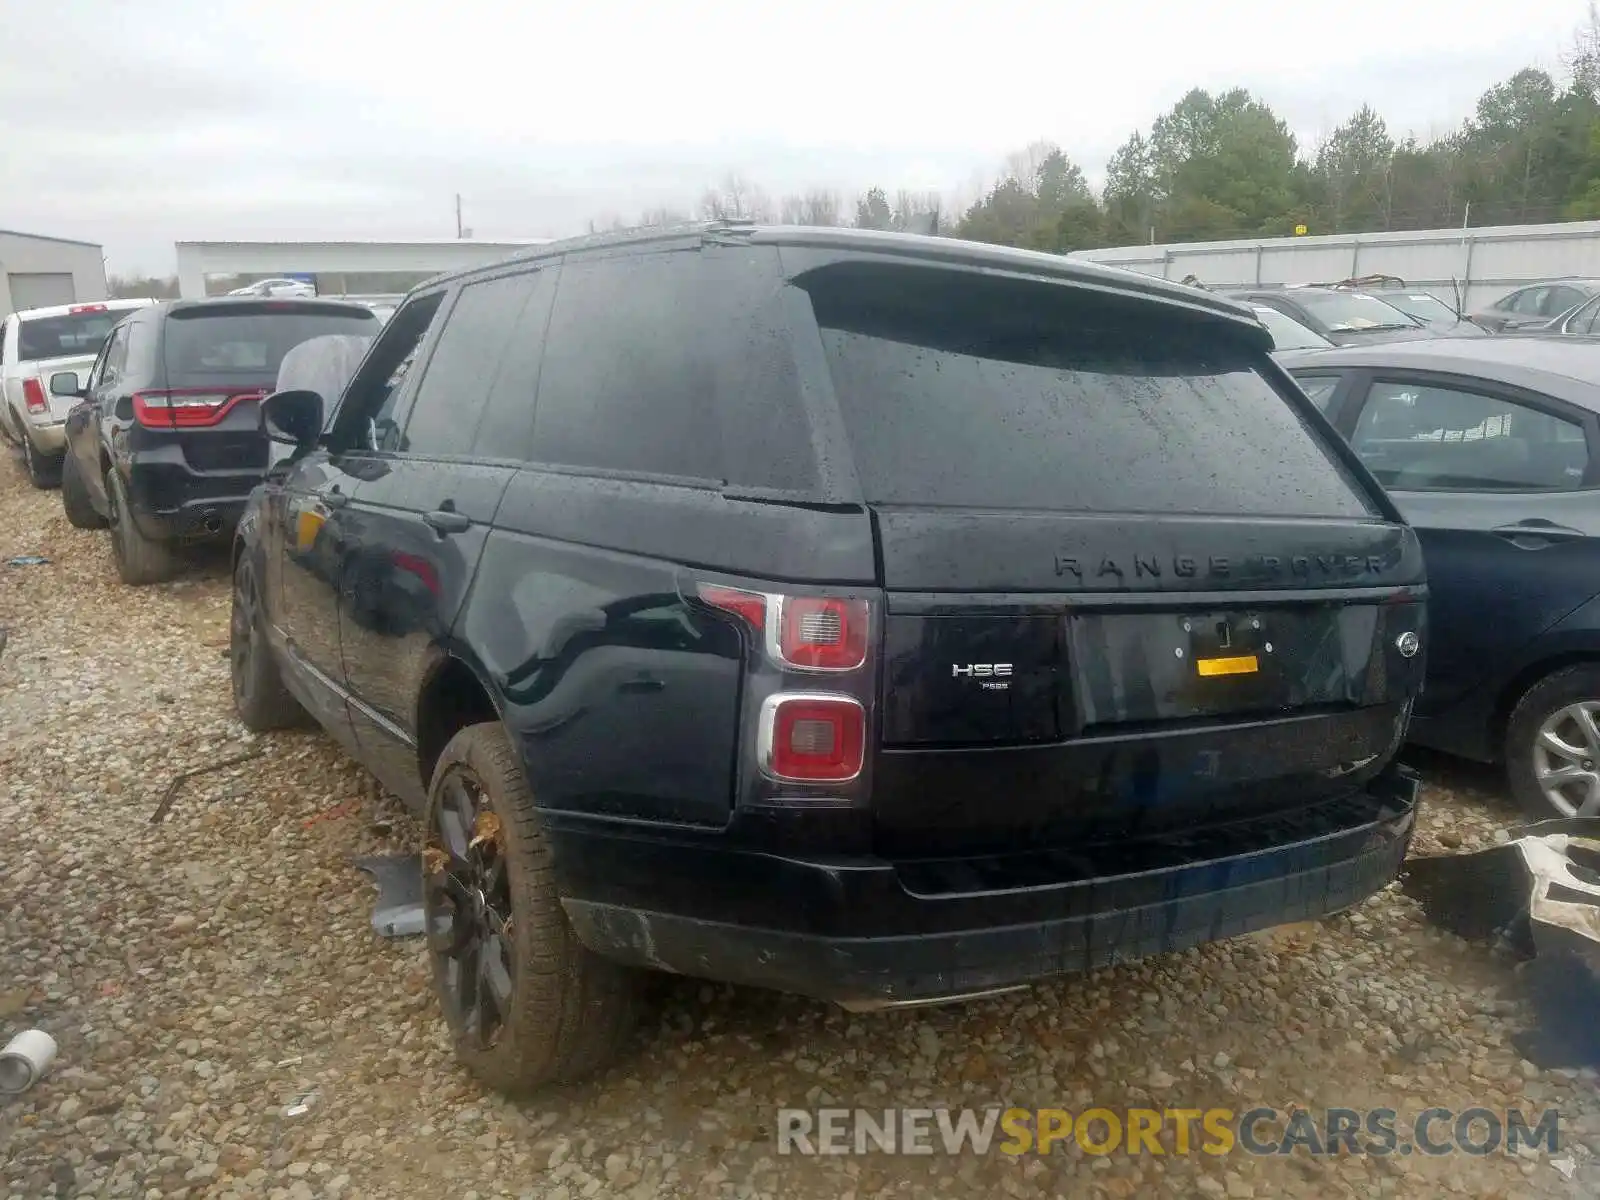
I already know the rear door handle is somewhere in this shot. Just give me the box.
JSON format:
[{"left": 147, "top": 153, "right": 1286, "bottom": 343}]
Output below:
[
  {"left": 423, "top": 509, "right": 471, "bottom": 535},
  {"left": 1491, "top": 521, "right": 1588, "bottom": 545}
]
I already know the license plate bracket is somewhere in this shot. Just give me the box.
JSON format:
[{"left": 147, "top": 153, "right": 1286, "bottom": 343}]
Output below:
[{"left": 1185, "top": 611, "right": 1266, "bottom": 678}]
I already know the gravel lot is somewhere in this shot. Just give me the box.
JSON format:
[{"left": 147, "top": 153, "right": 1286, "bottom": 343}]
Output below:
[{"left": 1, "top": 446, "right": 1597, "bottom": 1199}]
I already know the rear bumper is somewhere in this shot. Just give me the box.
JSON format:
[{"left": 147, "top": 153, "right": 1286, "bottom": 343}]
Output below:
[
  {"left": 123, "top": 450, "right": 263, "bottom": 543},
  {"left": 555, "top": 764, "right": 1420, "bottom": 1006}
]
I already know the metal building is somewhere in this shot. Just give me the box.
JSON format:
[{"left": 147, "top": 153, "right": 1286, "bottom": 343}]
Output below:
[
  {"left": 174, "top": 239, "right": 552, "bottom": 300},
  {"left": 0, "top": 230, "right": 107, "bottom": 317},
  {"left": 1071, "top": 219, "right": 1600, "bottom": 310}
]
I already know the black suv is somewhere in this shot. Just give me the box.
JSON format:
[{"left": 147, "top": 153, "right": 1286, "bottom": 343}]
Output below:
[
  {"left": 54, "top": 297, "right": 381, "bottom": 584},
  {"left": 232, "top": 224, "right": 1427, "bottom": 1094}
]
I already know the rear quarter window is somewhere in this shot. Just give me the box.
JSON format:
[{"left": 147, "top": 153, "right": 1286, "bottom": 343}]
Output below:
[
  {"left": 803, "top": 264, "right": 1376, "bottom": 517},
  {"left": 529, "top": 247, "right": 814, "bottom": 489}
]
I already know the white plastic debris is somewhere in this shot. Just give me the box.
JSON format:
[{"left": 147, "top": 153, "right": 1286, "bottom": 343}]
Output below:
[{"left": 0, "top": 1029, "right": 58, "bottom": 1094}]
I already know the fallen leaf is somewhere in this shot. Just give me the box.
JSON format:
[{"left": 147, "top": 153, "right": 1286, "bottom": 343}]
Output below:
[
  {"left": 422, "top": 846, "right": 447, "bottom": 876},
  {"left": 470, "top": 811, "right": 503, "bottom": 850}
]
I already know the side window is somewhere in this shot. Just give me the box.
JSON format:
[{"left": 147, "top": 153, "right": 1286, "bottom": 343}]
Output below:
[
  {"left": 470, "top": 270, "right": 558, "bottom": 460},
  {"left": 102, "top": 325, "right": 130, "bottom": 384},
  {"left": 0, "top": 318, "right": 7, "bottom": 365},
  {"left": 1292, "top": 374, "right": 1342, "bottom": 412},
  {"left": 531, "top": 255, "right": 723, "bottom": 481},
  {"left": 124, "top": 319, "right": 156, "bottom": 381},
  {"left": 84, "top": 338, "right": 110, "bottom": 393},
  {"left": 1546, "top": 286, "right": 1585, "bottom": 316},
  {"left": 329, "top": 292, "right": 445, "bottom": 452},
  {"left": 400, "top": 271, "right": 545, "bottom": 459},
  {"left": 1511, "top": 287, "right": 1548, "bottom": 316},
  {"left": 1351, "top": 379, "right": 1589, "bottom": 492},
  {"left": 528, "top": 248, "right": 812, "bottom": 488}
]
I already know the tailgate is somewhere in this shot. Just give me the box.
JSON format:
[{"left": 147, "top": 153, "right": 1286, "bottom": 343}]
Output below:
[
  {"left": 20, "top": 354, "right": 97, "bottom": 422},
  {"left": 872, "top": 511, "right": 1426, "bottom": 854}
]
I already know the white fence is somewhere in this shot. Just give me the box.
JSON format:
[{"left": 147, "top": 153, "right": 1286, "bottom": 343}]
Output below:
[{"left": 1070, "top": 219, "right": 1600, "bottom": 310}]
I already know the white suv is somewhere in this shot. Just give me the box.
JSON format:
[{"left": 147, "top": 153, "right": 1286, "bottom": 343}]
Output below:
[{"left": 0, "top": 299, "right": 156, "bottom": 487}]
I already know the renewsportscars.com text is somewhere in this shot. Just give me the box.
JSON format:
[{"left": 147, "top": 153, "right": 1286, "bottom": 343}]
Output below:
[{"left": 776, "top": 1107, "right": 1561, "bottom": 1158}]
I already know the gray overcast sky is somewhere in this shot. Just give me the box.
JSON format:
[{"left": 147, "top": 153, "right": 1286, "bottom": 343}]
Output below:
[{"left": 2, "top": 0, "right": 1589, "bottom": 274}]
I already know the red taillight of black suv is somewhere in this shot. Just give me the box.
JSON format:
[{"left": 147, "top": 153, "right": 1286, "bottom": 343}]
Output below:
[
  {"left": 698, "top": 584, "right": 873, "bottom": 785},
  {"left": 132, "top": 388, "right": 268, "bottom": 429}
]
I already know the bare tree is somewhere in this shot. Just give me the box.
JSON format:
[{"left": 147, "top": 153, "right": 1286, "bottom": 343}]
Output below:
[
  {"left": 638, "top": 206, "right": 691, "bottom": 227},
  {"left": 777, "top": 190, "right": 842, "bottom": 226},
  {"left": 698, "top": 173, "right": 773, "bottom": 221},
  {"left": 1003, "top": 140, "right": 1060, "bottom": 192}
]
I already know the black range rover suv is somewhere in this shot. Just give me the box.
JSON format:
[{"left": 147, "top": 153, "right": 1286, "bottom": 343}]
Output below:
[
  {"left": 232, "top": 223, "right": 1428, "bottom": 1093},
  {"left": 55, "top": 297, "right": 381, "bottom": 584}
]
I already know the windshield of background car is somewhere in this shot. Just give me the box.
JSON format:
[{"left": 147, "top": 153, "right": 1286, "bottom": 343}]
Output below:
[
  {"left": 805, "top": 264, "right": 1376, "bottom": 517},
  {"left": 1383, "top": 292, "right": 1458, "bottom": 324},
  {"left": 162, "top": 304, "right": 379, "bottom": 388},
  {"left": 1252, "top": 305, "right": 1330, "bottom": 349},
  {"left": 1293, "top": 290, "right": 1421, "bottom": 332},
  {"left": 16, "top": 310, "right": 126, "bottom": 361}
]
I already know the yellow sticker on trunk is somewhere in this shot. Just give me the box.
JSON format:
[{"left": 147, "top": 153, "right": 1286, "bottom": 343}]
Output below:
[{"left": 1196, "top": 654, "right": 1259, "bottom": 677}]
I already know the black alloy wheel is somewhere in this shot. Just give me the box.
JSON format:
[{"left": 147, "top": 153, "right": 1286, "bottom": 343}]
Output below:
[{"left": 425, "top": 766, "right": 517, "bottom": 1049}]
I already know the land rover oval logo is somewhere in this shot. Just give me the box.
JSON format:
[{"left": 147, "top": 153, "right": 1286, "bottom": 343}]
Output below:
[{"left": 1396, "top": 632, "right": 1420, "bottom": 658}]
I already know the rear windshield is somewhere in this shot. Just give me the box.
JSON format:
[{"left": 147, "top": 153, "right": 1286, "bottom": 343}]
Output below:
[
  {"left": 806, "top": 266, "right": 1374, "bottom": 517},
  {"left": 163, "top": 305, "right": 379, "bottom": 387},
  {"left": 16, "top": 311, "right": 126, "bottom": 362}
]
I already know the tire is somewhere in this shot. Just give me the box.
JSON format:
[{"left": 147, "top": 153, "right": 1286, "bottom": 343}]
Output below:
[
  {"left": 1506, "top": 663, "right": 1600, "bottom": 820},
  {"left": 105, "top": 466, "right": 177, "bottom": 585},
  {"left": 22, "top": 435, "right": 61, "bottom": 489},
  {"left": 60, "top": 453, "right": 106, "bottom": 529},
  {"left": 230, "top": 553, "right": 307, "bottom": 730},
  {"left": 423, "top": 722, "right": 639, "bottom": 1094}
]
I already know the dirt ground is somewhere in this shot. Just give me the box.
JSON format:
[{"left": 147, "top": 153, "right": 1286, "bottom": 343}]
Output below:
[{"left": 1, "top": 446, "right": 1595, "bottom": 1199}]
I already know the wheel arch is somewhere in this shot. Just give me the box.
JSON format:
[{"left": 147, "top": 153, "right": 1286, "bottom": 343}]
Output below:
[
  {"left": 415, "top": 643, "right": 507, "bottom": 792},
  {"left": 1494, "top": 650, "right": 1600, "bottom": 752}
]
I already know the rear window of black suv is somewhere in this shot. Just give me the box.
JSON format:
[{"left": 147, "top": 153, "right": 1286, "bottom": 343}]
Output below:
[
  {"left": 804, "top": 265, "right": 1375, "bottom": 517},
  {"left": 163, "top": 303, "right": 379, "bottom": 388}
]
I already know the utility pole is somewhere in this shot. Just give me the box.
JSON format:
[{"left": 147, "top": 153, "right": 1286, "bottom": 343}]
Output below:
[{"left": 456, "top": 194, "right": 464, "bottom": 239}]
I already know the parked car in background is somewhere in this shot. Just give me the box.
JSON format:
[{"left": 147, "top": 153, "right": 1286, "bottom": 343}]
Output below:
[
  {"left": 1349, "top": 288, "right": 1486, "bottom": 337},
  {"left": 1279, "top": 335, "right": 1600, "bottom": 819},
  {"left": 0, "top": 299, "right": 156, "bottom": 487},
  {"left": 233, "top": 224, "right": 1425, "bottom": 1094},
  {"left": 228, "top": 278, "right": 316, "bottom": 298},
  {"left": 1525, "top": 290, "right": 1600, "bottom": 338},
  {"left": 1249, "top": 303, "right": 1334, "bottom": 355},
  {"left": 56, "top": 297, "right": 380, "bottom": 584},
  {"left": 1470, "top": 279, "right": 1600, "bottom": 333},
  {"left": 1226, "top": 286, "right": 1433, "bottom": 345}
]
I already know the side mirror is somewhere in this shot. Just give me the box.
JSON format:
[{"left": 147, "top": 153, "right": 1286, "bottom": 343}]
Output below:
[
  {"left": 261, "top": 388, "right": 324, "bottom": 451},
  {"left": 49, "top": 371, "right": 83, "bottom": 398}
]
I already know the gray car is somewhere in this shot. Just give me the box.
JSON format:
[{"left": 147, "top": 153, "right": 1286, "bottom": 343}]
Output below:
[{"left": 1471, "top": 279, "right": 1600, "bottom": 334}]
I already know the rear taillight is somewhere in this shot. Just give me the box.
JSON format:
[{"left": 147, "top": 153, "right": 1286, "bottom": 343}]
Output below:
[
  {"left": 759, "top": 693, "right": 865, "bottom": 782},
  {"left": 132, "top": 389, "right": 263, "bottom": 429},
  {"left": 698, "top": 586, "right": 870, "bottom": 672},
  {"left": 21, "top": 379, "right": 47, "bottom": 414},
  {"left": 698, "top": 581, "right": 874, "bottom": 791},
  {"left": 775, "top": 596, "right": 869, "bottom": 671}
]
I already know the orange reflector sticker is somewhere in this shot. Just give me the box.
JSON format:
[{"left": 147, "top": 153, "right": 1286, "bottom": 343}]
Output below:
[{"left": 1196, "top": 654, "right": 1259, "bottom": 677}]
